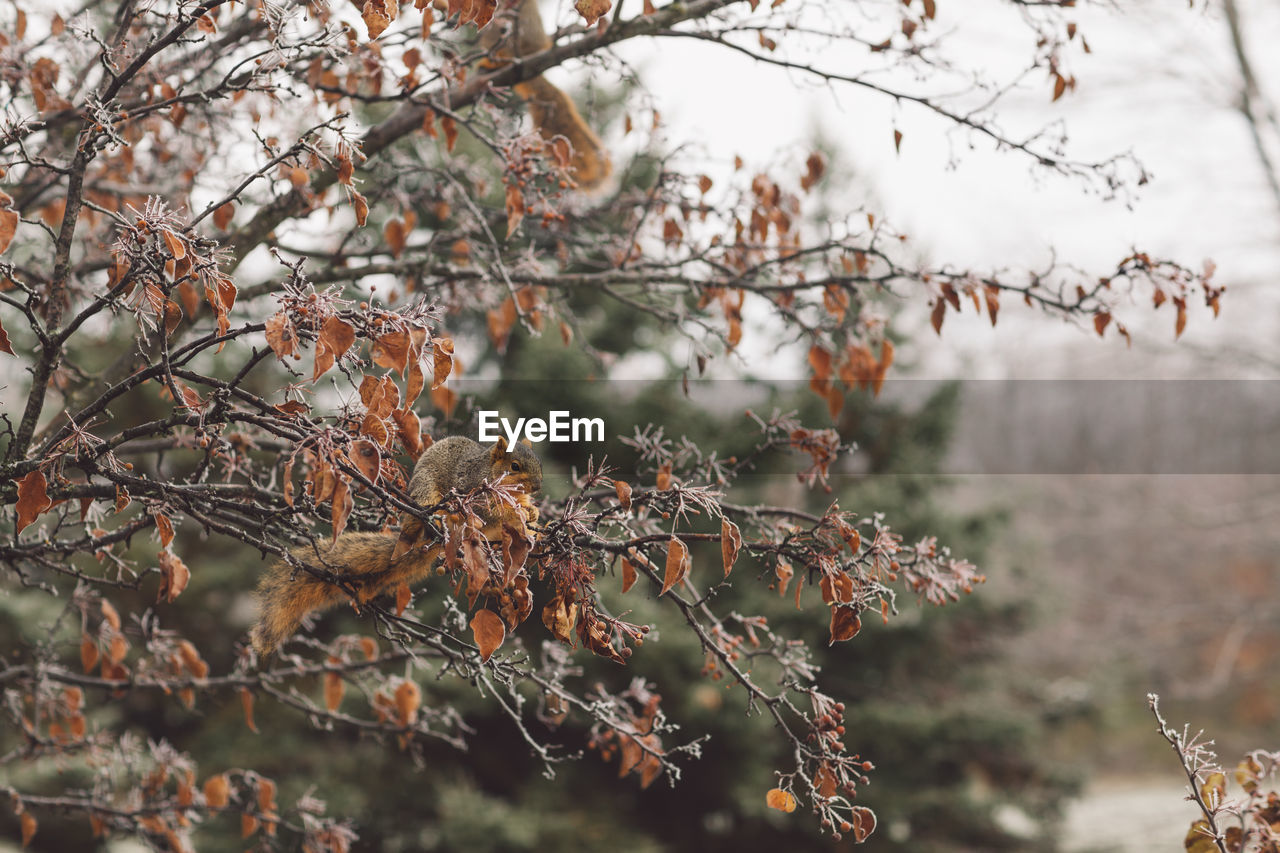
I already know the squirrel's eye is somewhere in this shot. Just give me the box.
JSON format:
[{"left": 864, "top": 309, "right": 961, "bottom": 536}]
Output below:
[{"left": 511, "top": 462, "right": 522, "bottom": 472}]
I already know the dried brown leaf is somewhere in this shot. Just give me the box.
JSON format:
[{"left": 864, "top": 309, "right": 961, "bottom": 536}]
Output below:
[
  {"left": 660, "top": 537, "right": 689, "bottom": 596},
  {"left": 720, "top": 519, "right": 741, "bottom": 578},
  {"left": 15, "top": 470, "right": 52, "bottom": 534},
  {"left": 204, "top": 774, "right": 230, "bottom": 808},
  {"left": 324, "top": 664, "right": 345, "bottom": 711},
  {"left": 471, "top": 609, "right": 506, "bottom": 662},
  {"left": 240, "top": 688, "right": 258, "bottom": 733},
  {"left": 766, "top": 788, "right": 797, "bottom": 813}
]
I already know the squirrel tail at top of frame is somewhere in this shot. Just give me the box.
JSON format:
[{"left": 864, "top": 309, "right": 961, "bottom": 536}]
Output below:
[{"left": 476, "top": 0, "right": 613, "bottom": 191}]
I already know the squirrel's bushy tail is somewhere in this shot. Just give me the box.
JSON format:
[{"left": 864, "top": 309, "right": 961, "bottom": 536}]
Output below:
[
  {"left": 517, "top": 77, "right": 611, "bottom": 191},
  {"left": 251, "top": 533, "right": 400, "bottom": 657}
]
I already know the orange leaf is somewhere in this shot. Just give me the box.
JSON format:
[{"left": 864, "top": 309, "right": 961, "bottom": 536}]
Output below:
[
  {"left": 162, "top": 229, "right": 186, "bottom": 260},
  {"left": 0, "top": 208, "right": 18, "bottom": 256},
  {"left": 850, "top": 806, "right": 876, "bottom": 842},
  {"left": 385, "top": 218, "right": 408, "bottom": 259},
  {"left": 441, "top": 115, "right": 458, "bottom": 152},
  {"left": 431, "top": 384, "right": 457, "bottom": 417},
  {"left": 766, "top": 788, "right": 797, "bottom": 813},
  {"left": 505, "top": 182, "right": 525, "bottom": 237},
  {"left": 20, "top": 811, "right": 37, "bottom": 847},
  {"left": 808, "top": 344, "right": 832, "bottom": 383},
  {"left": 101, "top": 599, "right": 121, "bottom": 630},
  {"left": 372, "top": 329, "right": 411, "bottom": 374},
  {"left": 362, "top": 0, "right": 398, "bottom": 38},
  {"left": 486, "top": 299, "right": 517, "bottom": 353},
  {"left": 350, "top": 439, "right": 381, "bottom": 484},
  {"left": 819, "top": 572, "right": 854, "bottom": 605},
  {"left": 257, "top": 777, "right": 276, "bottom": 814},
  {"left": 1093, "top": 311, "right": 1111, "bottom": 337},
  {"left": 660, "top": 537, "right": 689, "bottom": 596},
  {"left": 431, "top": 337, "right": 454, "bottom": 389},
  {"left": 930, "top": 298, "right": 945, "bottom": 335},
  {"left": 213, "top": 202, "right": 234, "bottom": 230},
  {"left": 155, "top": 507, "right": 177, "bottom": 540},
  {"left": 177, "top": 639, "right": 208, "bottom": 678},
  {"left": 655, "top": 463, "right": 672, "bottom": 490},
  {"left": 1185, "top": 820, "right": 1218, "bottom": 853},
  {"left": 264, "top": 312, "right": 298, "bottom": 361},
  {"left": 80, "top": 633, "right": 98, "bottom": 673},
  {"left": 621, "top": 557, "right": 637, "bottom": 593},
  {"left": 775, "top": 561, "right": 793, "bottom": 597},
  {"left": 720, "top": 519, "right": 741, "bottom": 578},
  {"left": 15, "top": 470, "right": 52, "bottom": 534},
  {"left": 615, "top": 480, "right": 632, "bottom": 509},
  {"left": 983, "top": 285, "right": 999, "bottom": 327},
  {"left": 814, "top": 763, "right": 838, "bottom": 798},
  {"left": 203, "top": 774, "right": 230, "bottom": 808},
  {"left": 542, "top": 594, "right": 578, "bottom": 645},
  {"left": 829, "top": 606, "right": 861, "bottom": 645},
  {"left": 157, "top": 551, "right": 190, "bottom": 603},
  {"left": 394, "top": 679, "right": 421, "bottom": 725},
  {"left": 324, "top": 664, "right": 344, "bottom": 711},
  {"left": 0, "top": 316, "right": 12, "bottom": 355},
  {"left": 575, "top": 0, "right": 611, "bottom": 26},
  {"left": 240, "top": 688, "right": 259, "bottom": 733},
  {"left": 351, "top": 191, "right": 369, "bottom": 226},
  {"left": 471, "top": 609, "right": 506, "bottom": 662},
  {"left": 320, "top": 315, "right": 356, "bottom": 360},
  {"left": 1200, "top": 771, "right": 1226, "bottom": 806}
]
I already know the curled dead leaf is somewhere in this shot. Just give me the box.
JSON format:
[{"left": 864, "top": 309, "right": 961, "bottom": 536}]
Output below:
[
  {"left": 203, "top": 774, "right": 230, "bottom": 808},
  {"left": 324, "top": 663, "right": 345, "bottom": 711},
  {"left": 575, "top": 0, "right": 611, "bottom": 25},
  {"left": 15, "top": 470, "right": 52, "bottom": 534},
  {"left": 720, "top": 518, "right": 741, "bottom": 578},
  {"left": 766, "top": 787, "right": 797, "bottom": 813},
  {"left": 157, "top": 550, "right": 191, "bottom": 603},
  {"left": 828, "top": 605, "right": 861, "bottom": 645},
  {"left": 471, "top": 609, "right": 506, "bottom": 662},
  {"left": 542, "top": 594, "right": 578, "bottom": 645},
  {"left": 240, "top": 688, "right": 259, "bottom": 733},
  {"left": 394, "top": 679, "right": 421, "bottom": 726},
  {"left": 661, "top": 537, "right": 689, "bottom": 596}
]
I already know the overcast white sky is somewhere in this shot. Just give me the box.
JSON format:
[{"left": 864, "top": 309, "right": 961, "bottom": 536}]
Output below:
[{"left": 604, "top": 0, "right": 1280, "bottom": 379}]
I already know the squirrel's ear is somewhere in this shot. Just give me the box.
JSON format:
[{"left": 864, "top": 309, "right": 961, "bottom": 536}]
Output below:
[
  {"left": 491, "top": 436, "right": 509, "bottom": 457},
  {"left": 520, "top": 438, "right": 532, "bottom": 448}
]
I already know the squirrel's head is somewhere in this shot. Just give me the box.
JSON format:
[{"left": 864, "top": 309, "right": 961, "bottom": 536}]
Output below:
[{"left": 490, "top": 436, "right": 543, "bottom": 495}]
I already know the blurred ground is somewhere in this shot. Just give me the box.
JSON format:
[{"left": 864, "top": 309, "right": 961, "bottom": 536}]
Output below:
[
  {"left": 1061, "top": 777, "right": 1199, "bottom": 853},
  {"left": 947, "top": 468, "right": 1279, "bottom": 847}
]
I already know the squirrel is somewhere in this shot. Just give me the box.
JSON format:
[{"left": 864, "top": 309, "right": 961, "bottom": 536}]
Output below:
[
  {"left": 251, "top": 436, "right": 542, "bottom": 656},
  {"left": 478, "top": 0, "right": 612, "bottom": 190}
]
